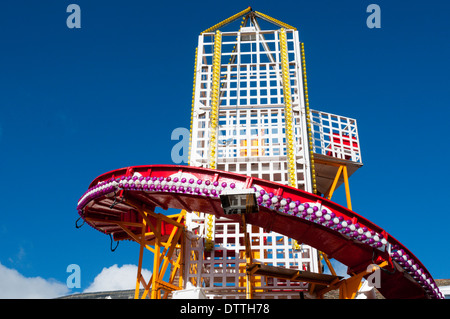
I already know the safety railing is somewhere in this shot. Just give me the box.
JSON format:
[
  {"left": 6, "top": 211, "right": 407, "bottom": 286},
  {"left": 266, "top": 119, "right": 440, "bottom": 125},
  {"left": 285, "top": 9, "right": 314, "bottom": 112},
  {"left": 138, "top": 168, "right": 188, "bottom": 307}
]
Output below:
[{"left": 309, "top": 109, "right": 362, "bottom": 163}]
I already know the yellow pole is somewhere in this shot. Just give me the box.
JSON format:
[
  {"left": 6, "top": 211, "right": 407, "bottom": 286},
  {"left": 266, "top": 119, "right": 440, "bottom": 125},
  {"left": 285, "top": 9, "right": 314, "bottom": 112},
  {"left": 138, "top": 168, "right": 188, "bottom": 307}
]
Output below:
[
  {"left": 188, "top": 47, "right": 198, "bottom": 165},
  {"left": 321, "top": 252, "right": 336, "bottom": 276},
  {"left": 209, "top": 30, "right": 222, "bottom": 170},
  {"left": 201, "top": 7, "right": 252, "bottom": 34},
  {"left": 281, "top": 28, "right": 307, "bottom": 265},
  {"left": 254, "top": 11, "right": 297, "bottom": 30},
  {"left": 241, "top": 213, "right": 254, "bottom": 299},
  {"left": 158, "top": 225, "right": 183, "bottom": 283},
  {"left": 134, "top": 220, "right": 147, "bottom": 299},
  {"left": 300, "top": 42, "right": 317, "bottom": 194},
  {"left": 205, "top": 30, "right": 222, "bottom": 252},
  {"left": 151, "top": 218, "right": 161, "bottom": 299},
  {"left": 326, "top": 165, "right": 343, "bottom": 200},
  {"left": 279, "top": 28, "right": 297, "bottom": 188},
  {"left": 342, "top": 165, "right": 352, "bottom": 211}
]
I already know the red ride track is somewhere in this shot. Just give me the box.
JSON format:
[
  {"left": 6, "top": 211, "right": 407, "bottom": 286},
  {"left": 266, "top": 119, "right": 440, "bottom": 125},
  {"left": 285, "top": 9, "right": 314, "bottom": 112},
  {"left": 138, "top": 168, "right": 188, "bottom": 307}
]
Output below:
[{"left": 76, "top": 165, "right": 443, "bottom": 299}]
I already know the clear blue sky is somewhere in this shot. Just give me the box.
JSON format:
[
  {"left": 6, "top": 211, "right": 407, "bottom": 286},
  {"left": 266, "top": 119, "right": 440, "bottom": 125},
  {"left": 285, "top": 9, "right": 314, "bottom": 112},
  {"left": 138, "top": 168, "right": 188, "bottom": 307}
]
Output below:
[{"left": 0, "top": 0, "right": 449, "bottom": 297}]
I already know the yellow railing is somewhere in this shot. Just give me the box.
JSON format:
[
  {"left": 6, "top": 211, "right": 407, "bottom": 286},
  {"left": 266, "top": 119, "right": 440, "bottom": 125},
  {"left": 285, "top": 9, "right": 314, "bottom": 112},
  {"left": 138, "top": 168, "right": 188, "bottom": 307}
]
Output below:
[
  {"left": 300, "top": 42, "right": 317, "bottom": 194},
  {"left": 279, "top": 29, "right": 297, "bottom": 188},
  {"left": 188, "top": 47, "right": 198, "bottom": 165},
  {"left": 205, "top": 30, "right": 222, "bottom": 252},
  {"left": 201, "top": 7, "right": 252, "bottom": 34}
]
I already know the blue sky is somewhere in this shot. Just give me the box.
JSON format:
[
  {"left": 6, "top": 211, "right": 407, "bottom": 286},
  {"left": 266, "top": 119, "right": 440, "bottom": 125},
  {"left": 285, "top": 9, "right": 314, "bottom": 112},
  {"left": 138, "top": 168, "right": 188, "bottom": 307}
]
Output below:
[{"left": 0, "top": 0, "right": 449, "bottom": 297}]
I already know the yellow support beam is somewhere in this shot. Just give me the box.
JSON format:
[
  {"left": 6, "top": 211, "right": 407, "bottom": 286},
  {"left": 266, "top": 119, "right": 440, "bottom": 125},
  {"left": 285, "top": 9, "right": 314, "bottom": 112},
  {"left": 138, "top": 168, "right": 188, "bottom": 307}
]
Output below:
[
  {"left": 150, "top": 217, "right": 161, "bottom": 299},
  {"left": 342, "top": 165, "right": 352, "bottom": 211},
  {"left": 240, "top": 213, "right": 254, "bottom": 299},
  {"left": 130, "top": 208, "right": 185, "bottom": 299},
  {"left": 319, "top": 161, "right": 353, "bottom": 211},
  {"left": 200, "top": 8, "right": 296, "bottom": 35},
  {"left": 87, "top": 203, "right": 186, "bottom": 299},
  {"left": 279, "top": 28, "right": 297, "bottom": 188},
  {"left": 254, "top": 11, "right": 296, "bottom": 30},
  {"left": 201, "top": 7, "right": 252, "bottom": 34},
  {"left": 281, "top": 29, "right": 307, "bottom": 260},
  {"left": 300, "top": 42, "right": 317, "bottom": 194},
  {"left": 320, "top": 251, "right": 336, "bottom": 276},
  {"left": 157, "top": 214, "right": 185, "bottom": 283},
  {"left": 135, "top": 214, "right": 148, "bottom": 299},
  {"left": 209, "top": 30, "right": 222, "bottom": 170},
  {"left": 204, "top": 30, "right": 222, "bottom": 252},
  {"left": 89, "top": 201, "right": 186, "bottom": 299},
  {"left": 325, "top": 165, "right": 343, "bottom": 200},
  {"left": 188, "top": 47, "right": 198, "bottom": 165}
]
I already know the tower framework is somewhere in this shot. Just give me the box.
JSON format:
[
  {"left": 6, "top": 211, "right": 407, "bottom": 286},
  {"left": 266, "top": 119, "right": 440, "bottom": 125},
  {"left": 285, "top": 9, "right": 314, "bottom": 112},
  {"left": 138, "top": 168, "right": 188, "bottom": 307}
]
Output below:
[{"left": 184, "top": 8, "right": 361, "bottom": 299}]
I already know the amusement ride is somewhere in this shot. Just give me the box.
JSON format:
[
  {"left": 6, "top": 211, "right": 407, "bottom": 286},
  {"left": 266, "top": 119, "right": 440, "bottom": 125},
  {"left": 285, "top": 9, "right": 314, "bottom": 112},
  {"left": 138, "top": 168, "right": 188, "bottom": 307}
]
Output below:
[{"left": 75, "top": 7, "right": 443, "bottom": 299}]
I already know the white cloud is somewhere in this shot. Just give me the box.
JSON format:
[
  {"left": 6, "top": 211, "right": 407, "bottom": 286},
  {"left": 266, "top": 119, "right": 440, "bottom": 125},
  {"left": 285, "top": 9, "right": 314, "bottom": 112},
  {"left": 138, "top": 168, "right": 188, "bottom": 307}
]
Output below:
[
  {"left": 83, "top": 264, "right": 152, "bottom": 293},
  {"left": 0, "top": 263, "right": 69, "bottom": 299},
  {"left": 0, "top": 263, "right": 152, "bottom": 299}
]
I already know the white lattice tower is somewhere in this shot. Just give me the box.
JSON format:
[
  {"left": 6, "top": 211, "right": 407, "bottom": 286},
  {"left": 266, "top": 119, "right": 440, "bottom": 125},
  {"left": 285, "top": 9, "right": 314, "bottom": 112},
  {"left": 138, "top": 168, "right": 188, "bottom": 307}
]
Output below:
[{"left": 185, "top": 8, "right": 322, "bottom": 299}]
